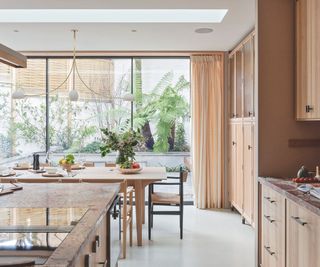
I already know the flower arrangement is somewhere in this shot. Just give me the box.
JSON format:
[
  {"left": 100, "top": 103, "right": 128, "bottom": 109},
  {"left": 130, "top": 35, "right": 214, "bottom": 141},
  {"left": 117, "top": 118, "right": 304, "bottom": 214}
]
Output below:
[{"left": 100, "top": 128, "right": 143, "bottom": 169}]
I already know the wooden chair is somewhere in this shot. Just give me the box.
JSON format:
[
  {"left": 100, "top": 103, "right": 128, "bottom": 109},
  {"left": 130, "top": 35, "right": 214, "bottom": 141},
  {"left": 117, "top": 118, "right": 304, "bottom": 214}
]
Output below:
[
  {"left": 83, "top": 161, "right": 95, "bottom": 167},
  {"left": 148, "top": 167, "right": 188, "bottom": 240},
  {"left": 105, "top": 162, "right": 116, "bottom": 167},
  {"left": 119, "top": 180, "right": 134, "bottom": 258}
]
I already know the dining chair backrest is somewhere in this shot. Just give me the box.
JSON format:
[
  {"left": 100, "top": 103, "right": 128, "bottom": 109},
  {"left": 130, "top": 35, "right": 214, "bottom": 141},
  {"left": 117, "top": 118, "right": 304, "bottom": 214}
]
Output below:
[
  {"left": 83, "top": 161, "right": 95, "bottom": 167},
  {"left": 105, "top": 162, "right": 116, "bottom": 167},
  {"left": 181, "top": 170, "right": 188, "bottom": 183}
]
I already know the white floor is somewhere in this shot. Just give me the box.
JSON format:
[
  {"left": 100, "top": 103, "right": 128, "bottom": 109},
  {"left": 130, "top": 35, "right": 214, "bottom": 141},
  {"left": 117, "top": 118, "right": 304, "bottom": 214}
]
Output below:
[{"left": 119, "top": 206, "right": 255, "bottom": 267}]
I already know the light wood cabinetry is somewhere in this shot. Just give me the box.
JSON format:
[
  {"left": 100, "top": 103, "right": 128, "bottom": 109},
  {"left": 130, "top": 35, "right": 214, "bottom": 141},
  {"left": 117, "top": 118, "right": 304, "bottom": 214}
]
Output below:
[
  {"left": 259, "top": 183, "right": 320, "bottom": 267},
  {"left": 242, "top": 122, "right": 255, "bottom": 225},
  {"left": 287, "top": 200, "right": 320, "bottom": 267},
  {"left": 74, "top": 215, "right": 108, "bottom": 267},
  {"left": 296, "top": 0, "right": 320, "bottom": 120},
  {"left": 261, "top": 185, "right": 286, "bottom": 267},
  {"left": 228, "top": 31, "right": 256, "bottom": 226}
]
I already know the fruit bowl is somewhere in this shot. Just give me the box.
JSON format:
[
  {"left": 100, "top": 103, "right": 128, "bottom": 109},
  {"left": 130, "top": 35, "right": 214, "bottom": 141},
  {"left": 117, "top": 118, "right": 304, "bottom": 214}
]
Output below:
[{"left": 117, "top": 167, "right": 142, "bottom": 174}]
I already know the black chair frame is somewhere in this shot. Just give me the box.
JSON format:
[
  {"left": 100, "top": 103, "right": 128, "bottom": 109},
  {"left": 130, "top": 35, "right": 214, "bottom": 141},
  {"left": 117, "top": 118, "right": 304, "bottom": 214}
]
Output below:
[{"left": 148, "top": 167, "right": 186, "bottom": 240}]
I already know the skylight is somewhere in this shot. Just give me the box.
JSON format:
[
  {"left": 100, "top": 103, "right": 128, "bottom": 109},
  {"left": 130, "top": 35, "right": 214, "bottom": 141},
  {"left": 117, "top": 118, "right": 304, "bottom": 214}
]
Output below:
[{"left": 0, "top": 9, "right": 228, "bottom": 23}]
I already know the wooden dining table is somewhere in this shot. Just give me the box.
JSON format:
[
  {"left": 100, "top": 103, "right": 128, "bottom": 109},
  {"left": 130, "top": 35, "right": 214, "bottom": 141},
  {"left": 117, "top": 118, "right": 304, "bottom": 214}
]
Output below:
[{"left": 0, "top": 166, "right": 167, "bottom": 246}]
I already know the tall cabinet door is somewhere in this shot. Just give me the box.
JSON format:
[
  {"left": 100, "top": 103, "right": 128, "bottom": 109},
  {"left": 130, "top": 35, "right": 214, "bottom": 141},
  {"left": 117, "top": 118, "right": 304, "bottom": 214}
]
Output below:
[
  {"left": 243, "top": 122, "right": 254, "bottom": 224},
  {"left": 243, "top": 38, "right": 255, "bottom": 118},
  {"left": 296, "top": 0, "right": 320, "bottom": 120},
  {"left": 234, "top": 123, "right": 244, "bottom": 212},
  {"left": 228, "top": 123, "right": 237, "bottom": 204}
]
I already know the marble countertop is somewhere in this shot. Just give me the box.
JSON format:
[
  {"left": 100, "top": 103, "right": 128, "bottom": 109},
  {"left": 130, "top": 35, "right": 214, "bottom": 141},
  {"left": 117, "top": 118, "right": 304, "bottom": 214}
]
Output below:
[
  {"left": 259, "top": 177, "right": 320, "bottom": 216},
  {"left": 0, "top": 183, "right": 120, "bottom": 266}
]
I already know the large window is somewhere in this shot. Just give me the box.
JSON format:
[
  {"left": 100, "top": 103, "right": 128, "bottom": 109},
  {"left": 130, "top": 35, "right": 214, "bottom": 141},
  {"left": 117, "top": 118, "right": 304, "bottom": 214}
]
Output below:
[
  {"left": 0, "top": 57, "right": 190, "bottom": 164},
  {"left": 0, "top": 59, "right": 46, "bottom": 160}
]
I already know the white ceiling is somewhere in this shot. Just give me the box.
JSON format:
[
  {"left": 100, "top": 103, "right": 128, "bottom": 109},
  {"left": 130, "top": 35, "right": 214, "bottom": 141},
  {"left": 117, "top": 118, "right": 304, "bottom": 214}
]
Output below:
[{"left": 0, "top": 0, "right": 255, "bottom": 52}]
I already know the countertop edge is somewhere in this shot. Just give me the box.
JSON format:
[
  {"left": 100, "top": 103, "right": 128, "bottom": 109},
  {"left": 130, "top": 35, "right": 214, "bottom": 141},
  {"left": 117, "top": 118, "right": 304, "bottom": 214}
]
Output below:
[{"left": 258, "top": 177, "right": 320, "bottom": 217}]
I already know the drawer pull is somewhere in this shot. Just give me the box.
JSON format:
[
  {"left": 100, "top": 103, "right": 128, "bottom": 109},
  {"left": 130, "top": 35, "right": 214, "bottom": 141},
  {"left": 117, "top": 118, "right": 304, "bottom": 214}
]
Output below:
[
  {"left": 264, "top": 196, "right": 276, "bottom": 203},
  {"left": 92, "top": 239, "right": 99, "bottom": 253},
  {"left": 264, "top": 246, "right": 275, "bottom": 256},
  {"left": 291, "top": 216, "right": 307, "bottom": 226},
  {"left": 95, "top": 235, "right": 100, "bottom": 247},
  {"left": 264, "top": 215, "right": 275, "bottom": 223}
]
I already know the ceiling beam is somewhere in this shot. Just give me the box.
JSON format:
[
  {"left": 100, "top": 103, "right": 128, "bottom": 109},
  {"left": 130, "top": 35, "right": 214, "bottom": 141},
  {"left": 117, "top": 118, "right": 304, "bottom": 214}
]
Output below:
[{"left": 0, "top": 43, "right": 27, "bottom": 68}]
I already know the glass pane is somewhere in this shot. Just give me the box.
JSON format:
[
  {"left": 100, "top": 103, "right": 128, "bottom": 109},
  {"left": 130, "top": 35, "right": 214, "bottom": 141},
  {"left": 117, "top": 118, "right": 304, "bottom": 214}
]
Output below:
[
  {"left": 0, "top": 59, "right": 46, "bottom": 163},
  {"left": 48, "top": 58, "right": 131, "bottom": 154},
  {"left": 133, "top": 58, "right": 190, "bottom": 154}
]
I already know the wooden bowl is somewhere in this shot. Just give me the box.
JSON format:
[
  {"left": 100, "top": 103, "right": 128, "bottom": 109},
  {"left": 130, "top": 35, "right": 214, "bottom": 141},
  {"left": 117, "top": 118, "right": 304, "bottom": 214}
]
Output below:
[
  {"left": 60, "top": 163, "right": 72, "bottom": 172},
  {"left": 117, "top": 167, "right": 142, "bottom": 174}
]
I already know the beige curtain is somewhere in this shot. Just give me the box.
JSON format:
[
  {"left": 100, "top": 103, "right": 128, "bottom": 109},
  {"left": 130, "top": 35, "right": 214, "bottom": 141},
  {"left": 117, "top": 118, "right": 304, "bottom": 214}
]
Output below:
[{"left": 191, "top": 54, "right": 224, "bottom": 209}]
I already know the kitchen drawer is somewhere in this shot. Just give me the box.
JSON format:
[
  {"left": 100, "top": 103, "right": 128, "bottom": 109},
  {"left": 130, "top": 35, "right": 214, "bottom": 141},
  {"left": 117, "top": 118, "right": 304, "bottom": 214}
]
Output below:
[
  {"left": 262, "top": 186, "right": 283, "bottom": 218},
  {"left": 261, "top": 185, "right": 285, "bottom": 267},
  {"left": 287, "top": 200, "right": 320, "bottom": 267},
  {"left": 74, "top": 214, "right": 107, "bottom": 267}
]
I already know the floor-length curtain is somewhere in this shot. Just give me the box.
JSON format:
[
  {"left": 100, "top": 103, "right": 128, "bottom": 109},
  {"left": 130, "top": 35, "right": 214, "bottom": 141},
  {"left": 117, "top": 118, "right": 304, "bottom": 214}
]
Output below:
[{"left": 191, "top": 54, "right": 224, "bottom": 209}]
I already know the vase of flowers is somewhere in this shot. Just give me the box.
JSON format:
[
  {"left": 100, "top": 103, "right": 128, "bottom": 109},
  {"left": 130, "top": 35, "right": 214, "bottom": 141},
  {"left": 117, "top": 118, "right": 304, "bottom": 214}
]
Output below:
[{"left": 100, "top": 128, "right": 143, "bottom": 169}]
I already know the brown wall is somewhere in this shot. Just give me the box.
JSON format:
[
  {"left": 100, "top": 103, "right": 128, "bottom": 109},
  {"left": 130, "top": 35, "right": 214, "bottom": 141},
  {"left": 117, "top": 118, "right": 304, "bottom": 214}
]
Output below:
[{"left": 258, "top": 0, "right": 320, "bottom": 178}]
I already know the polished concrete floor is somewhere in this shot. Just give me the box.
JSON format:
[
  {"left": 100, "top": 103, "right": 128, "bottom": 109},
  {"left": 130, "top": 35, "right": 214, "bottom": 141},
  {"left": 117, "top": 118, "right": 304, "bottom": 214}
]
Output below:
[{"left": 119, "top": 206, "right": 255, "bottom": 267}]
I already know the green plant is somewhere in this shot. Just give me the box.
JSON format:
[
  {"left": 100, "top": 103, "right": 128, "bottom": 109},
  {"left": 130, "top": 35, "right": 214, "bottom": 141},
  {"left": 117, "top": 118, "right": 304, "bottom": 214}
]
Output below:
[
  {"left": 100, "top": 128, "right": 143, "bottom": 168},
  {"left": 134, "top": 74, "right": 189, "bottom": 152},
  {"left": 173, "top": 123, "right": 190, "bottom": 152}
]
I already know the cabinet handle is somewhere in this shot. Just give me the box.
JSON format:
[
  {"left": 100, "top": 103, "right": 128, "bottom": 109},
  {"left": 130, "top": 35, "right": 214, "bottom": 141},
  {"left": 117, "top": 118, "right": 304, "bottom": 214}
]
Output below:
[
  {"left": 232, "top": 113, "right": 236, "bottom": 118},
  {"left": 264, "top": 246, "right": 275, "bottom": 256},
  {"left": 248, "top": 111, "right": 253, "bottom": 117},
  {"left": 92, "top": 239, "right": 99, "bottom": 253},
  {"left": 248, "top": 145, "right": 252, "bottom": 150},
  {"left": 232, "top": 141, "right": 236, "bottom": 146},
  {"left": 95, "top": 235, "right": 100, "bottom": 247},
  {"left": 85, "top": 254, "right": 91, "bottom": 267},
  {"left": 264, "top": 215, "right": 275, "bottom": 223},
  {"left": 305, "top": 105, "right": 314, "bottom": 113},
  {"left": 264, "top": 196, "right": 276, "bottom": 204},
  {"left": 291, "top": 216, "right": 307, "bottom": 226}
]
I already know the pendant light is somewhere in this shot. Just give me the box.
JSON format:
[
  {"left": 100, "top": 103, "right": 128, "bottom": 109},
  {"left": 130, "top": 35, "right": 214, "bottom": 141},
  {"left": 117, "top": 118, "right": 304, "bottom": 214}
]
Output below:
[
  {"left": 12, "top": 88, "right": 25, "bottom": 99},
  {"left": 11, "top": 30, "right": 134, "bottom": 102}
]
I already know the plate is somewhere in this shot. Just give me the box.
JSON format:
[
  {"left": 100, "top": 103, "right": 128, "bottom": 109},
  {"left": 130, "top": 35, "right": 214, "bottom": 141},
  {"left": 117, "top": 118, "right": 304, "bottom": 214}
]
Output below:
[
  {"left": 0, "top": 172, "right": 16, "bottom": 177},
  {"left": 117, "top": 167, "right": 142, "bottom": 174},
  {"left": 42, "top": 173, "right": 64, "bottom": 177},
  {"left": 13, "top": 166, "right": 31, "bottom": 170},
  {"left": 71, "top": 165, "right": 85, "bottom": 170}
]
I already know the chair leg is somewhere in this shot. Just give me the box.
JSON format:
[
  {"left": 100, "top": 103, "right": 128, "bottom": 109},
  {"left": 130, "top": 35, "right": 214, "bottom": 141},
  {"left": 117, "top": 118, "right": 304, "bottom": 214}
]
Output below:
[
  {"left": 148, "top": 200, "right": 151, "bottom": 240},
  {"left": 151, "top": 204, "right": 154, "bottom": 228},
  {"left": 129, "top": 217, "right": 133, "bottom": 247},
  {"left": 180, "top": 206, "right": 183, "bottom": 239}
]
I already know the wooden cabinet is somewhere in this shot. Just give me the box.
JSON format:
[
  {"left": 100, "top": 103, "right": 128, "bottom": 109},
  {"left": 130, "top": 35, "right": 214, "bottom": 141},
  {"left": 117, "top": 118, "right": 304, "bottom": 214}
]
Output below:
[
  {"left": 287, "top": 200, "right": 320, "bottom": 267},
  {"left": 229, "top": 32, "right": 255, "bottom": 120},
  {"left": 261, "top": 185, "right": 286, "bottom": 267},
  {"left": 242, "top": 122, "right": 254, "bottom": 225},
  {"left": 228, "top": 123, "right": 237, "bottom": 204},
  {"left": 296, "top": 0, "right": 320, "bottom": 120},
  {"left": 228, "top": 31, "right": 256, "bottom": 226},
  {"left": 259, "top": 184, "right": 320, "bottom": 267},
  {"left": 74, "top": 214, "right": 108, "bottom": 267}
]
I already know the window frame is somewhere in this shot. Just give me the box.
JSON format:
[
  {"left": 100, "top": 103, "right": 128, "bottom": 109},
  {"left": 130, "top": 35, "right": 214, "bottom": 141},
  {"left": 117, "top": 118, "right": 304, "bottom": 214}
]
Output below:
[{"left": 19, "top": 55, "right": 191, "bottom": 153}]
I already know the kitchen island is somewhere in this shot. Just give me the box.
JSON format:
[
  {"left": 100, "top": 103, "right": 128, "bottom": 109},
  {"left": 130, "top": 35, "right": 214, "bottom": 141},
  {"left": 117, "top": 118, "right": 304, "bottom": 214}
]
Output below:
[{"left": 0, "top": 183, "right": 120, "bottom": 267}]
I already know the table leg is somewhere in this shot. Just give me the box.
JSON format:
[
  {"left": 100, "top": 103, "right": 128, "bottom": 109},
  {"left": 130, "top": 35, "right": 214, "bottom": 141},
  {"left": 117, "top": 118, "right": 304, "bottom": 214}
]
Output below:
[
  {"left": 134, "top": 180, "right": 143, "bottom": 246},
  {"left": 141, "top": 186, "right": 145, "bottom": 224}
]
